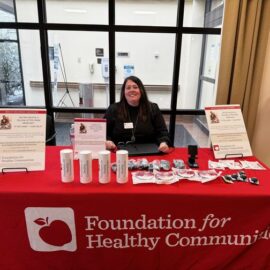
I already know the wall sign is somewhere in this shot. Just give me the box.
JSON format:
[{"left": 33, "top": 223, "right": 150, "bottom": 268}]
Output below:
[{"left": 95, "top": 48, "right": 104, "bottom": 57}]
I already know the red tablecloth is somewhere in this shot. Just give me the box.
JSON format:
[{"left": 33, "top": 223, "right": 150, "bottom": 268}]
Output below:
[{"left": 0, "top": 146, "right": 270, "bottom": 270}]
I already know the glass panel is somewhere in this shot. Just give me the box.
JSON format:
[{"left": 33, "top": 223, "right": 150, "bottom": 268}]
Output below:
[
  {"left": 177, "top": 34, "right": 203, "bottom": 109},
  {"left": 55, "top": 112, "right": 74, "bottom": 146},
  {"left": 15, "top": 0, "right": 38, "bottom": 22},
  {"left": 184, "top": 0, "right": 224, "bottom": 27},
  {"left": 0, "top": 29, "right": 37, "bottom": 106},
  {"left": 46, "top": 0, "right": 108, "bottom": 24},
  {"left": 177, "top": 34, "right": 220, "bottom": 109},
  {"left": 18, "top": 30, "right": 45, "bottom": 106},
  {"left": 0, "top": 28, "right": 17, "bottom": 40},
  {"left": 47, "top": 31, "right": 109, "bottom": 108},
  {"left": 0, "top": 0, "right": 15, "bottom": 22},
  {"left": 198, "top": 80, "right": 216, "bottom": 109},
  {"left": 202, "top": 34, "right": 221, "bottom": 79},
  {"left": 0, "top": 29, "right": 44, "bottom": 106},
  {"left": 0, "top": 41, "right": 23, "bottom": 105},
  {"left": 174, "top": 115, "right": 210, "bottom": 147},
  {"left": 211, "top": 0, "right": 224, "bottom": 10},
  {"left": 115, "top": 32, "right": 175, "bottom": 109},
  {"left": 196, "top": 34, "right": 221, "bottom": 109},
  {"left": 115, "top": 0, "right": 178, "bottom": 26}
]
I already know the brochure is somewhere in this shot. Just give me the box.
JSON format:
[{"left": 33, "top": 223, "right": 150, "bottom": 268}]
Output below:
[
  {"left": 0, "top": 109, "right": 46, "bottom": 172},
  {"left": 205, "top": 105, "right": 252, "bottom": 159},
  {"left": 74, "top": 118, "right": 106, "bottom": 159}
]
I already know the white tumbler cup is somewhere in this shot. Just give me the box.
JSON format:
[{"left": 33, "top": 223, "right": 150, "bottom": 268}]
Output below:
[
  {"left": 60, "top": 149, "right": 74, "bottom": 183},
  {"left": 79, "top": 150, "right": 92, "bottom": 184},
  {"left": 98, "top": 150, "right": 111, "bottom": 184},
  {"left": 116, "top": 150, "right": 128, "bottom": 183}
]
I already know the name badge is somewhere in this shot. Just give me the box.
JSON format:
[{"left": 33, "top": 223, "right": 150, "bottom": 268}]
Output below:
[{"left": 124, "top": 122, "right": 133, "bottom": 129}]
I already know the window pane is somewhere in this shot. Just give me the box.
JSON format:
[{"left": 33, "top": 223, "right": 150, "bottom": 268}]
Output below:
[
  {"left": 48, "top": 31, "right": 109, "bottom": 108},
  {"left": 202, "top": 34, "right": 221, "bottom": 79},
  {"left": 46, "top": 0, "right": 108, "bottom": 24},
  {"left": 177, "top": 34, "right": 220, "bottom": 109},
  {"left": 19, "top": 30, "right": 45, "bottom": 106},
  {"left": 0, "top": 29, "right": 42, "bottom": 106},
  {"left": 0, "top": 30, "right": 44, "bottom": 106},
  {"left": 184, "top": 0, "right": 224, "bottom": 27},
  {"left": 16, "top": 0, "right": 38, "bottom": 22},
  {"left": 115, "top": 0, "right": 178, "bottom": 26},
  {"left": 198, "top": 81, "right": 216, "bottom": 109},
  {"left": 0, "top": 40, "right": 23, "bottom": 105},
  {"left": 174, "top": 115, "right": 210, "bottom": 147},
  {"left": 196, "top": 34, "right": 221, "bottom": 109},
  {"left": 0, "top": 28, "right": 17, "bottom": 40},
  {"left": 55, "top": 113, "right": 74, "bottom": 146},
  {"left": 178, "top": 34, "right": 203, "bottom": 109},
  {"left": 0, "top": 1, "right": 15, "bottom": 22},
  {"left": 115, "top": 32, "right": 175, "bottom": 109}
]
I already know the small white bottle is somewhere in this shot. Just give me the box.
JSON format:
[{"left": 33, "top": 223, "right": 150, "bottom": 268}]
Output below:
[
  {"left": 79, "top": 150, "right": 92, "bottom": 184},
  {"left": 98, "top": 150, "right": 111, "bottom": 184},
  {"left": 60, "top": 149, "right": 74, "bottom": 183},
  {"left": 116, "top": 150, "right": 128, "bottom": 183}
]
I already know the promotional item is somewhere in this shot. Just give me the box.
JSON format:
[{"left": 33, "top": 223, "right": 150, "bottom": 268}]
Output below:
[
  {"left": 74, "top": 118, "right": 106, "bottom": 159},
  {"left": 116, "top": 150, "right": 128, "bottom": 183},
  {"left": 98, "top": 150, "right": 111, "bottom": 183},
  {"left": 0, "top": 109, "right": 46, "bottom": 171},
  {"left": 79, "top": 150, "right": 92, "bottom": 184},
  {"left": 205, "top": 105, "right": 252, "bottom": 159},
  {"left": 60, "top": 149, "right": 74, "bottom": 183}
]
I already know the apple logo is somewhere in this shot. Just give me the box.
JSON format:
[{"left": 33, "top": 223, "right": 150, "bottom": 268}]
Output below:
[
  {"left": 35, "top": 217, "right": 72, "bottom": 246},
  {"left": 213, "top": 145, "right": 220, "bottom": 151}
]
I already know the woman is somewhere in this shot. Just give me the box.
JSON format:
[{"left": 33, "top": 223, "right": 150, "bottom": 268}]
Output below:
[{"left": 104, "top": 76, "right": 172, "bottom": 153}]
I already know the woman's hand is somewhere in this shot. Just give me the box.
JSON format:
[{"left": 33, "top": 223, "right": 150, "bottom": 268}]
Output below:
[
  {"left": 106, "top": 140, "right": 117, "bottom": 151},
  {"left": 158, "top": 142, "right": 170, "bottom": 153}
]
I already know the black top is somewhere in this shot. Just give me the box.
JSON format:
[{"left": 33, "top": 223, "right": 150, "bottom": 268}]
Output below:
[{"left": 104, "top": 102, "right": 172, "bottom": 146}]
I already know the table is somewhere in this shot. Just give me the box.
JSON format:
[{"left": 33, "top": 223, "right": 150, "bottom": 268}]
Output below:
[{"left": 0, "top": 146, "right": 270, "bottom": 270}]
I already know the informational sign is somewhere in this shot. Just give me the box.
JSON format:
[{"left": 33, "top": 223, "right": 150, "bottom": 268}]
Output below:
[
  {"left": 123, "top": 64, "right": 134, "bottom": 78},
  {"left": 95, "top": 48, "right": 104, "bottom": 57},
  {"left": 0, "top": 109, "right": 46, "bottom": 171},
  {"left": 74, "top": 118, "right": 106, "bottom": 159},
  {"left": 205, "top": 105, "right": 252, "bottom": 159}
]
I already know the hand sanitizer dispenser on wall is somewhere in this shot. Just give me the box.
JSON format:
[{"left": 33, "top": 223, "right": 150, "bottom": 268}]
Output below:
[{"left": 101, "top": 58, "right": 109, "bottom": 78}]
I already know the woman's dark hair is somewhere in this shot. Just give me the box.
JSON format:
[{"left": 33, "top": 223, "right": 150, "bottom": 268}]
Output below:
[{"left": 118, "top": 76, "right": 151, "bottom": 121}]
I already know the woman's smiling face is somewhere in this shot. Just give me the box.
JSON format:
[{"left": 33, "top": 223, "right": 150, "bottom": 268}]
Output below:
[{"left": 124, "top": 79, "right": 141, "bottom": 106}]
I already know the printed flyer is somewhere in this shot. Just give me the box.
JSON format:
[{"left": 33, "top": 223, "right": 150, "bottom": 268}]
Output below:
[
  {"left": 74, "top": 118, "right": 106, "bottom": 159},
  {"left": 0, "top": 109, "right": 46, "bottom": 171},
  {"left": 205, "top": 105, "right": 252, "bottom": 159}
]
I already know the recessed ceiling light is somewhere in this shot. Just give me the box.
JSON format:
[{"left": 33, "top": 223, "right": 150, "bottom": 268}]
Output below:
[
  {"left": 64, "top": 9, "right": 87, "bottom": 13},
  {"left": 134, "top": 11, "right": 157, "bottom": 15}
]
